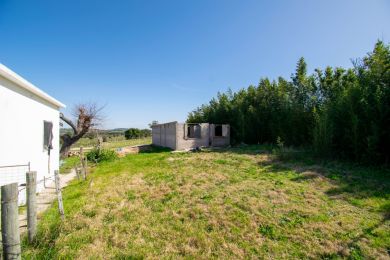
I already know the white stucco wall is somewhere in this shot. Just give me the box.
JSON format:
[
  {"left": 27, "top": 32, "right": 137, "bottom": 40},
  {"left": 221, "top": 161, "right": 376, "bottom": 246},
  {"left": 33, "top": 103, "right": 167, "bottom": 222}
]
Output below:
[{"left": 0, "top": 74, "right": 61, "bottom": 204}]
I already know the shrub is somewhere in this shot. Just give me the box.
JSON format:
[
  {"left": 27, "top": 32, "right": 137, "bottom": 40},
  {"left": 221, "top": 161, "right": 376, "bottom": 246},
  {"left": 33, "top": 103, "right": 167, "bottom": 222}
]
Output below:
[{"left": 86, "top": 148, "right": 117, "bottom": 163}]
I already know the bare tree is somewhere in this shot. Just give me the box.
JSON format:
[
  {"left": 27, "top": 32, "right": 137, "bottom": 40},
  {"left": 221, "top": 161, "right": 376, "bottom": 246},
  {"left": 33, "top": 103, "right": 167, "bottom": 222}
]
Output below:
[{"left": 60, "top": 103, "right": 104, "bottom": 157}]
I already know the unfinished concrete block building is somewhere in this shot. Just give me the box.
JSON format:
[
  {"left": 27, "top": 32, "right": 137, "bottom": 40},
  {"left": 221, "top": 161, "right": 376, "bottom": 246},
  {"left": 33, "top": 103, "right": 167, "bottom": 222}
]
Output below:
[{"left": 151, "top": 122, "right": 230, "bottom": 150}]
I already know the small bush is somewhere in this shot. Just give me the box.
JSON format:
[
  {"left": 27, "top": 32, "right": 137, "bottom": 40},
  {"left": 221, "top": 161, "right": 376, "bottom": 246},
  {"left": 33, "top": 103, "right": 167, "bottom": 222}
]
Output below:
[{"left": 86, "top": 148, "right": 117, "bottom": 163}]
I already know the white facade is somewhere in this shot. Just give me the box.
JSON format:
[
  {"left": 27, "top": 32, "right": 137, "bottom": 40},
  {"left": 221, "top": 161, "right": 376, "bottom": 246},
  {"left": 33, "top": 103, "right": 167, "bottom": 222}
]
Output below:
[{"left": 0, "top": 64, "right": 65, "bottom": 204}]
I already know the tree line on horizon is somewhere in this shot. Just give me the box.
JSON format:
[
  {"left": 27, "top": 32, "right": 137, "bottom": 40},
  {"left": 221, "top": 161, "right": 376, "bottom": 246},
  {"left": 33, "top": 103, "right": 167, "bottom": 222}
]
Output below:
[{"left": 187, "top": 41, "right": 390, "bottom": 164}]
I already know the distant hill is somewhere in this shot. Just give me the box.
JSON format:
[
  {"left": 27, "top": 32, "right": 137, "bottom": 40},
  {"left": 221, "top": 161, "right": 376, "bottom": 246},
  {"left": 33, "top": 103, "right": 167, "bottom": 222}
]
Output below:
[{"left": 108, "top": 128, "right": 128, "bottom": 132}]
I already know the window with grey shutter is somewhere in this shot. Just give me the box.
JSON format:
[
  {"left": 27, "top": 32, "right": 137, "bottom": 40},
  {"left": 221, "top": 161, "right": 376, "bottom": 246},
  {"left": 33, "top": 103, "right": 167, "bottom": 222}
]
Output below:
[{"left": 43, "top": 121, "right": 54, "bottom": 150}]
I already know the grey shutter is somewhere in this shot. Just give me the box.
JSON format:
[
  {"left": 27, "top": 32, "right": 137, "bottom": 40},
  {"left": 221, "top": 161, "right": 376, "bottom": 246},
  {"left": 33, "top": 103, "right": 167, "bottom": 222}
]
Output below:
[
  {"left": 44, "top": 121, "right": 54, "bottom": 149},
  {"left": 222, "top": 125, "right": 228, "bottom": 137},
  {"left": 48, "top": 122, "right": 53, "bottom": 149}
]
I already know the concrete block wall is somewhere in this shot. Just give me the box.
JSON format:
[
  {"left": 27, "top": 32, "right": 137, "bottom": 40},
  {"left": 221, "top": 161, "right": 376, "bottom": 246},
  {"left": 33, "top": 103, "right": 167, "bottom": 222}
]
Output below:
[
  {"left": 176, "top": 123, "right": 210, "bottom": 150},
  {"left": 210, "top": 124, "right": 230, "bottom": 147},
  {"left": 152, "top": 122, "right": 230, "bottom": 150},
  {"left": 152, "top": 125, "right": 161, "bottom": 146},
  {"left": 151, "top": 122, "right": 177, "bottom": 150}
]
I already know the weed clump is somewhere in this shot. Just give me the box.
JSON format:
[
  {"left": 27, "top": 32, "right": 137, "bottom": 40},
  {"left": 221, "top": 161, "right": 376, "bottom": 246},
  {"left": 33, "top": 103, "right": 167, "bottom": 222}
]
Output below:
[{"left": 86, "top": 148, "right": 117, "bottom": 163}]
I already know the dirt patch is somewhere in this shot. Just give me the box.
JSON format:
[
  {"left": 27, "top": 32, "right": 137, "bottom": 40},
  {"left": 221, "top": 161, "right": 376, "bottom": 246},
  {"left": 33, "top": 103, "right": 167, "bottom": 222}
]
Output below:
[{"left": 116, "top": 145, "right": 153, "bottom": 157}]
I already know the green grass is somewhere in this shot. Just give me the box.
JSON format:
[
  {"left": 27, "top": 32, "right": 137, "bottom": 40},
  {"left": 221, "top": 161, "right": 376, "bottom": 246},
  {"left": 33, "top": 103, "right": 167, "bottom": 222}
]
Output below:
[
  {"left": 102, "top": 138, "right": 151, "bottom": 149},
  {"left": 70, "top": 137, "right": 151, "bottom": 150},
  {"left": 22, "top": 146, "right": 390, "bottom": 259},
  {"left": 61, "top": 138, "right": 151, "bottom": 173},
  {"left": 59, "top": 156, "right": 80, "bottom": 174}
]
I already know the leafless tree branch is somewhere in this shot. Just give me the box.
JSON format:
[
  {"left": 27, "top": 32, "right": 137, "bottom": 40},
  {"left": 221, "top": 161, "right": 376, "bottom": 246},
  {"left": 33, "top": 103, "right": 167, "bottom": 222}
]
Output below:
[{"left": 60, "top": 102, "right": 105, "bottom": 157}]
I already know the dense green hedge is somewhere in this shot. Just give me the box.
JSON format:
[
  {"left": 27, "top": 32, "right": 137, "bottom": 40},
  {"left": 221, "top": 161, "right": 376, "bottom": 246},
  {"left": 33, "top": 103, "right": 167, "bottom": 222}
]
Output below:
[{"left": 188, "top": 41, "right": 390, "bottom": 164}]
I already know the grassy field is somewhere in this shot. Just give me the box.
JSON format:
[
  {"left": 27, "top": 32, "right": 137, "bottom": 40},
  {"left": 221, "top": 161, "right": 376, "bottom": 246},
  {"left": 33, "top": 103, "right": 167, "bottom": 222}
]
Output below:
[
  {"left": 61, "top": 138, "right": 151, "bottom": 173},
  {"left": 23, "top": 146, "right": 389, "bottom": 259},
  {"left": 70, "top": 137, "right": 152, "bottom": 150}
]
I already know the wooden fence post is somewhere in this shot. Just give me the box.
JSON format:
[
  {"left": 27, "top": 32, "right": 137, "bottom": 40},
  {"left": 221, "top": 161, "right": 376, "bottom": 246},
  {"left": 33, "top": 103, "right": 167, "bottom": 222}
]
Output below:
[
  {"left": 83, "top": 158, "right": 88, "bottom": 180},
  {"left": 1, "top": 183, "right": 21, "bottom": 259},
  {"left": 26, "top": 171, "right": 37, "bottom": 243},
  {"left": 54, "top": 170, "right": 65, "bottom": 220},
  {"left": 80, "top": 147, "right": 87, "bottom": 180},
  {"left": 74, "top": 166, "right": 80, "bottom": 180}
]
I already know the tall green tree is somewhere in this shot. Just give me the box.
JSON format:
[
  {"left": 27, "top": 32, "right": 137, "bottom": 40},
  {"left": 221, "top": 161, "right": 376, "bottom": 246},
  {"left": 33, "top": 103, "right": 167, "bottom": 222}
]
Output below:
[{"left": 187, "top": 41, "right": 390, "bottom": 165}]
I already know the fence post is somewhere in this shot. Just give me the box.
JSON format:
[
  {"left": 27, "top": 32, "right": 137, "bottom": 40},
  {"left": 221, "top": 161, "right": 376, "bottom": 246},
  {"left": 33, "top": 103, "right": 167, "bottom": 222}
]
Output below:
[
  {"left": 26, "top": 171, "right": 37, "bottom": 243},
  {"left": 54, "top": 170, "right": 65, "bottom": 220},
  {"left": 74, "top": 166, "right": 80, "bottom": 180},
  {"left": 1, "top": 183, "right": 21, "bottom": 260},
  {"left": 80, "top": 147, "right": 87, "bottom": 180},
  {"left": 84, "top": 158, "right": 88, "bottom": 180}
]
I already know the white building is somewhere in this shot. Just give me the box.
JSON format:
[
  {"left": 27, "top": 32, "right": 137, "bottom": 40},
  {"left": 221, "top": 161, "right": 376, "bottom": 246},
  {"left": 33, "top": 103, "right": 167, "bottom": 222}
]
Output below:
[{"left": 0, "top": 64, "right": 65, "bottom": 204}]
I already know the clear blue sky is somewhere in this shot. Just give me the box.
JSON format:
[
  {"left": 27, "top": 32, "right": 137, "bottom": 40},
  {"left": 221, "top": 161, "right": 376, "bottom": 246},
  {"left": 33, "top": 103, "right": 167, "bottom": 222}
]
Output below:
[{"left": 1, "top": 0, "right": 389, "bottom": 129}]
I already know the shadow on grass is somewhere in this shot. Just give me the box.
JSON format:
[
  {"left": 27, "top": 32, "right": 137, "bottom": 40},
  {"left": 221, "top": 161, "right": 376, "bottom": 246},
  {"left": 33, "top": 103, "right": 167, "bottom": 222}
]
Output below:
[
  {"left": 212, "top": 145, "right": 390, "bottom": 219},
  {"left": 290, "top": 172, "right": 322, "bottom": 182},
  {"left": 213, "top": 145, "right": 390, "bottom": 258},
  {"left": 208, "top": 144, "right": 275, "bottom": 155},
  {"left": 274, "top": 157, "right": 388, "bottom": 220},
  {"left": 139, "top": 145, "right": 172, "bottom": 154}
]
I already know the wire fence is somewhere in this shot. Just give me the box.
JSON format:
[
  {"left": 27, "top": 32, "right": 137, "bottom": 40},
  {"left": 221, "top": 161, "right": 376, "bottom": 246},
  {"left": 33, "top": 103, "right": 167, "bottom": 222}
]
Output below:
[
  {"left": 0, "top": 163, "right": 57, "bottom": 198},
  {"left": 0, "top": 163, "right": 30, "bottom": 194},
  {"left": 0, "top": 169, "right": 65, "bottom": 257},
  {"left": 0, "top": 164, "right": 30, "bottom": 258},
  {"left": 0, "top": 160, "right": 76, "bottom": 258}
]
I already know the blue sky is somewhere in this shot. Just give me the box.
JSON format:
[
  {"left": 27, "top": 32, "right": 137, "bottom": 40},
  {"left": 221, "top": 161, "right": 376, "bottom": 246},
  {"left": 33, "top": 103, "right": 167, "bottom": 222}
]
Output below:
[{"left": 1, "top": 0, "right": 389, "bottom": 128}]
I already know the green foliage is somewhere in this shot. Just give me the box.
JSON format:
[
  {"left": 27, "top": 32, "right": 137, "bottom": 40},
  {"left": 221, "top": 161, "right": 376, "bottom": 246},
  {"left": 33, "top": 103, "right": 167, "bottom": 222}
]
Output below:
[
  {"left": 86, "top": 148, "right": 118, "bottom": 163},
  {"left": 60, "top": 156, "right": 80, "bottom": 173},
  {"left": 188, "top": 41, "right": 390, "bottom": 164},
  {"left": 124, "top": 128, "right": 151, "bottom": 139}
]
